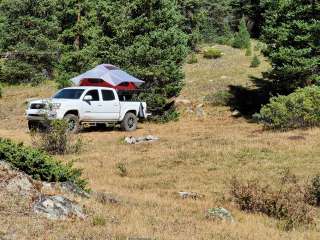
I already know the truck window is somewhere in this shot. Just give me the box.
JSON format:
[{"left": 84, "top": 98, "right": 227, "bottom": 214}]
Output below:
[
  {"left": 85, "top": 90, "right": 100, "bottom": 101},
  {"left": 102, "top": 90, "right": 115, "bottom": 101},
  {"left": 53, "top": 89, "right": 85, "bottom": 99}
]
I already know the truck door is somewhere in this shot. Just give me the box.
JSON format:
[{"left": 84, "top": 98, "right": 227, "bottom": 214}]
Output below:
[
  {"left": 82, "top": 89, "right": 103, "bottom": 121},
  {"left": 100, "top": 89, "right": 120, "bottom": 120}
]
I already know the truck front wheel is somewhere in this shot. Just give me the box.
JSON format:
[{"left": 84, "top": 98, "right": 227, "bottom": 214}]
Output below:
[
  {"left": 64, "top": 114, "right": 81, "bottom": 134},
  {"left": 121, "top": 112, "right": 138, "bottom": 132}
]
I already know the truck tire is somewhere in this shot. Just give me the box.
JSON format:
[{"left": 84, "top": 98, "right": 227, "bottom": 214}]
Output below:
[
  {"left": 28, "top": 121, "right": 40, "bottom": 132},
  {"left": 64, "top": 114, "right": 81, "bottom": 134},
  {"left": 121, "top": 112, "right": 138, "bottom": 132}
]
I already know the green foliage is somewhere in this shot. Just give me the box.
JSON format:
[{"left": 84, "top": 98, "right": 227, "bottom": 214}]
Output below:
[
  {"left": 187, "top": 53, "right": 198, "bottom": 64},
  {"left": 31, "top": 119, "right": 83, "bottom": 155},
  {"left": 262, "top": 0, "right": 320, "bottom": 94},
  {"left": 203, "top": 48, "right": 223, "bottom": 59},
  {"left": 115, "top": 162, "right": 128, "bottom": 177},
  {"left": 232, "top": 18, "right": 251, "bottom": 49},
  {"left": 0, "top": 138, "right": 88, "bottom": 191},
  {"left": 0, "top": 0, "right": 59, "bottom": 84},
  {"left": 92, "top": 215, "right": 106, "bottom": 226},
  {"left": 201, "top": 0, "right": 233, "bottom": 43},
  {"left": 257, "top": 86, "right": 320, "bottom": 130},
  {"left": 204, "top": 90, "right": 232, "bottom": 106},
  {"left": 230, "top": 0, "right": 267, "bottom": 38},
  {"left": 245, "top": 47, "right": 252, "bottom": 56},
  {"left": 250, "top": 54, "right": 261, "bottom": 68},
  {"left": 178, "top": 0, "right": 205, "bottom": 49}
]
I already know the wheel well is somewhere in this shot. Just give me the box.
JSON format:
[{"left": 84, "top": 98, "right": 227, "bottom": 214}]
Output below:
[
  {"left": 126, "top": 110, "right": 137, "bottom": 116},
  {"left": 64, "top": 110, "right": 79, "bottom": 117}
]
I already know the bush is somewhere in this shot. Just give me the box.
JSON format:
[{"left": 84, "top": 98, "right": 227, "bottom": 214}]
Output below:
[
  {"left": 305, "top": 175, "right": 320, "bottom": 206},
  {"left": 0, "top": 138, "right": 88, "bottom": 191},
  {"left": 204, "top": 90, "right": 232, "bottom": 106},
  {"left": 230, "top": 173, "right": 314, "bottom": 230},
  {"left": 256, "top": 86, "right": 320, "bottom": 130},
  {"left": 187, "top": 53, "right": 198, "bottom": 64},
  {"left": 232, "top": 18, "right": 251, "bottom": 49},
  {"left": 31, "top": 119, "right": 83, "bottom": 155},
  {"left": 203, "top": 48, "right": 223, "bottom": 59},
  {"left": 245, "top": 47, "right": 252, "bottom": 56},
  {"left": 92, "top": 215, "right": 106, "bottom": 226},
  {"left": 115, "top": 162, "right": 128, "bottom": 177},
  {"left": 250, "top": 55, "right": 261, "bottom": 68}
]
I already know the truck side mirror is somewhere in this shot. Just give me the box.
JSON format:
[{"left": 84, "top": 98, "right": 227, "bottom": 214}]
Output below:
[{"left": 83, "top": 95, "right": 93, "bottom": 101}]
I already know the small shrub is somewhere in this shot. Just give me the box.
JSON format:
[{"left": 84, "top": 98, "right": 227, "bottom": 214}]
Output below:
[
  {"left": 257, "top": 86, "right": 320, "bottom": 130},
  {"left": 250, "top": 55, "right": 261, "bottom": 68},
  {"left": 115, "top": 162, "right": 128, "bottom": 177},
  {"left": 31, "top": 119, "right": 83, "bottom": 155},
  {"left": 203, "top": 48, "right": 223, "bottom": 59},
  {"left": 232, "top": 18, "right": 251, "bottom": 49},
  {"left": 92, "top": 215, "right": 106, "bottom": 226},
  {"left": 305, "top": 175, "right": 320, "bottom": 206},
  {"left": 245, "top": 47, "right": 252, "bottom": 56},
  {"left": 187, "top": 53, "right": 198, "bottom": 64},
  {"left": 229, "top": 174, "right": 314, "bottom": 230},
  {"left": 204, "top": 90, "right": 232, "bottom": 106},
  {"left": 0, "top": 138, "right": 88, "bottom": 191}
]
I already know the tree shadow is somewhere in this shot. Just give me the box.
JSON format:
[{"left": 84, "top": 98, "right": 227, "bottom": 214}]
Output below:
[{"left": 227, "top": 76, "right": 274, "bottom": 119}]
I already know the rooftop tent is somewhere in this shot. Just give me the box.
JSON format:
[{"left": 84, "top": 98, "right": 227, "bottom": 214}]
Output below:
[{"left": 70, "top": 64, "right": 145, "bottom": 90}]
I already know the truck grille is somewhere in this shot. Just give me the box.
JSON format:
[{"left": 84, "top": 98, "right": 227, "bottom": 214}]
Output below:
[{"left": 30, "top": 103, "right": 46, "bottom": 109}]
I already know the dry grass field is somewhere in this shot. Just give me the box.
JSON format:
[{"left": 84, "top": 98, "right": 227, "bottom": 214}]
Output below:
[{"left": 1, "top": 44, "right": 320, "bottom": 239}]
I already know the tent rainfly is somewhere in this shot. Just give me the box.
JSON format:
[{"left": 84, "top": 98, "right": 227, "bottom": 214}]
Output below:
[{"left": 71, "top": 64, "right": 145, "bottom": 90}]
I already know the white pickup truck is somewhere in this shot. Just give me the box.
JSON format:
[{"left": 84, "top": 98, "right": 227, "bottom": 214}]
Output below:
[{"left": 26, "top": 87, "right": 148, "bottom": 133}]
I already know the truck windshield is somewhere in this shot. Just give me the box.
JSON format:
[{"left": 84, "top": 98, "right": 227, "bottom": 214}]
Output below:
[{"left": 53, "top": 89, "right": 85, "bottom": 99}]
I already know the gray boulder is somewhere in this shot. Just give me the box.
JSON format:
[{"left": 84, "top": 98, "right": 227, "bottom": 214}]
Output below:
[
  {"left": 33, "top": 195, "right": 86, "bottom": 220},
  {"left": 207, "top": 208, "right": 234, "bottom": 223},
  {"left": 124, "top": 135, "right": 159, "bottom": 145}
]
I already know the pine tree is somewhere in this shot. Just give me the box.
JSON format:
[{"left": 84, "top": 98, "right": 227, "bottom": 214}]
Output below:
[
  {"left": 250, "top": 54, "right": 260, "bottom": 67},
  {"left": 96, "top": 0, "right": 189, "bottom": 119},
  {"left": 55, "top": 0, "right": 102, "bottom": 88},
  {"left": 230, "top": 0, "right": 267, "bottom": 38},
  {"left": 0, "top": 0, "right": 59, "bottom": 84},
  {"left": 233, "top": 17, "right": 251, "bottom": 49},
  {"left": 262, "top": 0, "right": 320, "bottom": 94},
  {"left": 201, "top": 0, "right": 233, "bottom": 42},
  {"left": 177, "top": 0, "right": 205, "bottom": 49}
]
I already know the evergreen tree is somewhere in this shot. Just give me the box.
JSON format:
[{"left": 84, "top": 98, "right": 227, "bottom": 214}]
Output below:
[
  {"left": 0, "top": 0, "right": 59, "bottom": 84},
  {"left": 55, "top": 0, "right": 102, "bottom": 88},
  {"left": 201, "top": 0, "right": 233, "bottom": 42},
  {"left": 262, "top": 0, "right": 320, "bottom": 94},
  {"left": 233, "top": 17, "right": 251, "bottom": 49},
  {"left": 96, "top": 0, "right": 189, "bottom": 118},
  {"left": 230, "top": 0, "right": 267, "bottom": 38},
  {"left": 177, "top": 0, "right": 205, "bottom": 49}
]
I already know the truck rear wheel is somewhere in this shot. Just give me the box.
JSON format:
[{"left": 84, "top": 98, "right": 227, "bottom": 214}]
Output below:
[
  {"left": 64, "top": 114, "right": 81, "bottom": 134},
  {"left": 121, "top": 112, "right": 138, "bottom": 132}
]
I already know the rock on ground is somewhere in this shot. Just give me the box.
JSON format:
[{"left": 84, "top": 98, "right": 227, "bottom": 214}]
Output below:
[
  {"left": 0, "top": 161, "right": 87, "bottom": 220},
  {"left": 178, "top": 191, "right": 204, "bottom": 200},
  {"left": 207, "top": 208, "right": 234, "bottom": 223},
  {"left": 124, "top": 135, "right": 159, "bottom": 144},
  {"left": 33, "top": 195, "right": 86, "bottom": 220}
]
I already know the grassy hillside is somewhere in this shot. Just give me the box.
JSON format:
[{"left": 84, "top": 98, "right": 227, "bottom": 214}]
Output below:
[{"left": 1, "top": 44, "right": 320, "bottom": 239}]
